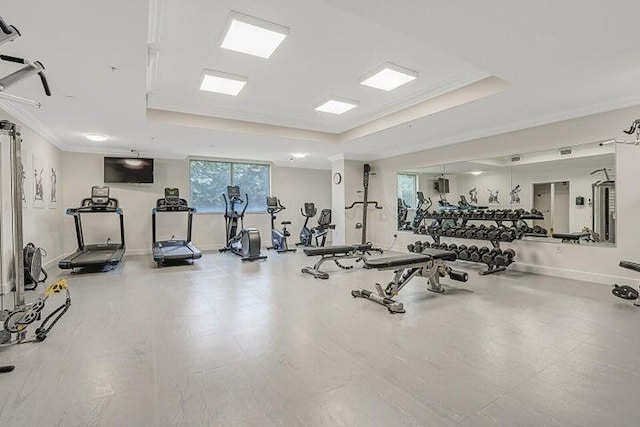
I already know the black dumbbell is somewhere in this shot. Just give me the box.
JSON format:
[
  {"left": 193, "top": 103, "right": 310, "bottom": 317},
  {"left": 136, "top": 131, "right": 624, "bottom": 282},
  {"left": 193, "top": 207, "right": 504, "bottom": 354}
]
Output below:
[
  {"left": 500, "top": 229, "right": 516, "bottom": 241},
  {"left": 422, "top": 241, "right": 431, "bottom": 249},
  {"left": 487, "top": 227, "right": 501, "bottom": 240},
  {"left": 476, "top": 228, "right": 487, "bottom": 239},
  {"left": 457, "top": 244, "right": 468, "bottom": 258},
  {"left": 448, "top": 244, "right": 458, "bottom": 251},
  {"left": 455, "top": 227, "right": 466, "bottom": 238},
  {"left": 407, "top": 243, "right": 415, "bottom": 252},
  {"left": 470, "top": 246, "right": 486, "bottom": 262},
  {"left": 495, "top": 248, "right": 516, "bottom": 266},
  {"left": 444, "top": 227, "right": 456, "bottom": 237}
]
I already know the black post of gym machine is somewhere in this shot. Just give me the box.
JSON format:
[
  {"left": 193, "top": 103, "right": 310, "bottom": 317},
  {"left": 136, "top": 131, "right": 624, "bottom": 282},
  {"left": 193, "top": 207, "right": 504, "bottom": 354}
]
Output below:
[{"left": 345, "top": 164, "right": 383, "bottom": 245}]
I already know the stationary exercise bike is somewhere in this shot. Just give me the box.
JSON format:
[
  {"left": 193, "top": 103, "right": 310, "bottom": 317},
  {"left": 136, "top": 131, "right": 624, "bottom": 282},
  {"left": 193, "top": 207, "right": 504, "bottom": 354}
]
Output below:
[
  {"left": 219, "top": 186, "right": 266, "bottom": 262},
  {"left": 297, "top": 203, "right": 334, "bottom": 247},
  {"left": 266, "top": 196, "right": 296, "bottom": 253}
]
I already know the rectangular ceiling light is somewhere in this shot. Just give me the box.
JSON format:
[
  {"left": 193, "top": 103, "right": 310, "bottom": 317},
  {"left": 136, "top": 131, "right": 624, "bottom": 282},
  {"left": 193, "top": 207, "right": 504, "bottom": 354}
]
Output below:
[
  {"left": 360, "top": 62, "right": 418, "bottom": 91},
  {"left": 199, "top": 70, "right": 247, "bottom": 96},
  {"left": 314, "top": 97, "right": 359, "bottom": 115},
  {"left": 221, "top": 11, "right": 289, "bottom": 59}
]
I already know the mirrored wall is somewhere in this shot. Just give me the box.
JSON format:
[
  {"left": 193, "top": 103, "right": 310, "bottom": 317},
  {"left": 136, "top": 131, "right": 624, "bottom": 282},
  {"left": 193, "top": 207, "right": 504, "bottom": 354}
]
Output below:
[{"left": 397, "top": 141, "right": 616, "bottom": 247}]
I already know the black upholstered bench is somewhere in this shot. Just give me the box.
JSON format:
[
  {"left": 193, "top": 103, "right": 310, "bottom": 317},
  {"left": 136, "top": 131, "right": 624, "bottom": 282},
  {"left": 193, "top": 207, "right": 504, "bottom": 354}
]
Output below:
[
  {"left": 352, "top": 248, "right": 469, "bottom": 313},
  {"left": 552, "top": 232, "right": 590, "bottom": 243},
  {"left": 301, "top": 243, "right": 383, "bottom": 279}
]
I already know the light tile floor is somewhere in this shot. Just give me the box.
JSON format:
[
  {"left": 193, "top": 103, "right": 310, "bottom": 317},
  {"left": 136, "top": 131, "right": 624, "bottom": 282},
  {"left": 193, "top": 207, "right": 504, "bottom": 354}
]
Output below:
[{"left": 1, "top": 251, "right": 638, "bottom": 426}]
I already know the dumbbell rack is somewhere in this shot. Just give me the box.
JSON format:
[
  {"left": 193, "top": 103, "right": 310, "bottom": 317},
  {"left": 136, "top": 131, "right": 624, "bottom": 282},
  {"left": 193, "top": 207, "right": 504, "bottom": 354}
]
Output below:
[{"left": 414, "top": 211, "right": 544, "bottom": 275}]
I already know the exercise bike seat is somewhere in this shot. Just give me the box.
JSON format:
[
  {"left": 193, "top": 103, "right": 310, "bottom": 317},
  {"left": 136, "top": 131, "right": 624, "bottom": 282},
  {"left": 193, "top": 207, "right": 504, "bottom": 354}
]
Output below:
[{"left": 619, "top": 261, "right": 640, "bottom": 273}]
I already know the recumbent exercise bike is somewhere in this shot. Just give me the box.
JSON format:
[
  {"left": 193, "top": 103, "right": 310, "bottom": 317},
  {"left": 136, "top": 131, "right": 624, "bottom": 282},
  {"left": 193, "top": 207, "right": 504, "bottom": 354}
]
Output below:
[{"left": 297, "top": 203, "right": 334, "bottom": 247}]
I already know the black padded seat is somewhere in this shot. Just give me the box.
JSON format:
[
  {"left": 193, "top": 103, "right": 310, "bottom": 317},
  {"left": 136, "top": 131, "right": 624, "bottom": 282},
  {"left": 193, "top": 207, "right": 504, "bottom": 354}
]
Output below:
[
  {"left": 365, "top": 248, "right": 456, "bottom": 269},
  {"left": 304, "top": 244, "right": 372, "bottom": 257},
  {"left": 620, "top": 261, "right": 640, "bottom": 272},
  {"left": 281, "top": 221, "right": 291, "bottom": 225},
  {"left": 552, "top": 232, "right": 589, "bottom": 240}
]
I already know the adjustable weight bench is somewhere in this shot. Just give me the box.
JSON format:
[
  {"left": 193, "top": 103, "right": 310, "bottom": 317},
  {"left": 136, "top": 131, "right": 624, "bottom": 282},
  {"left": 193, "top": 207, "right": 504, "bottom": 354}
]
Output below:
[
  {"left": 612, "top": 261, "right": 640, "bottom": 306},
  {"left": 552, "top": 232, "right": 590, "bottom": 244},
  {"left": 351, "top": 248, "right": 468, "bottom": 313},
  {"left": 302, "top": 243, "right": 383, "bottom": 279}
]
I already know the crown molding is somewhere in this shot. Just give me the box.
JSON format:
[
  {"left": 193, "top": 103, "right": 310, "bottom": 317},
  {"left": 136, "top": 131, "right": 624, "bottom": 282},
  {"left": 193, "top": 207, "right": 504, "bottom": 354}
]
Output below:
[
  {"left": 0, "top": 99, "right": 63, "bottom": 149},
  {"left": 368, "top": 95, "right": 640, "bottom": 161}
]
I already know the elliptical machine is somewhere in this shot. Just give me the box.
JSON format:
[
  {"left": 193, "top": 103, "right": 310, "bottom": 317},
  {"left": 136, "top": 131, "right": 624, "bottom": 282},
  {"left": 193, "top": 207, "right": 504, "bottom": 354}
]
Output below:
[
  {"left": 219, "top": 186, "right": 266, "bottom": 262},
  {"left": 266, "top": 196, "right": 296, "bottom": 253}
]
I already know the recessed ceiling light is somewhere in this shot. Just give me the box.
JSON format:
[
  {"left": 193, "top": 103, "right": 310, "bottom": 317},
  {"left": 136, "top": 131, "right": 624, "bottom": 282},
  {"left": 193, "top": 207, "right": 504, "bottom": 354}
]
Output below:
[
  {"left": 290, "top": 152, "right": 307, "bottom": 158},
  {"left": 199, "top": 70, "right": 247, "bottom": 96},
  {"left": 314, "top": 97, "right": 359, "bottom": 115},
  {"left": 85, "top": 133, "right": 108, "bottom": 142},
  {"left": 359, "top": 62, "right": 418, "bottom": 91},
  {"left": 221, "top": 11, "right": 289, "bottom": 59},
  {"left": 470, "top": 171, "right": 483, "bottom": 175}
]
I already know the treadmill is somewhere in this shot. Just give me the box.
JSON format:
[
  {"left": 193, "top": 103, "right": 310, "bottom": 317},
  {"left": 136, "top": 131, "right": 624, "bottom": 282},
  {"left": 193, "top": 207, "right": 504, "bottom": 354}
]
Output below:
[
  {"left": 59, "top": 186, "right": 125, "bottom": 271},
  {"left": 152, "top": 188, "right": 202, "bottom": 267}
]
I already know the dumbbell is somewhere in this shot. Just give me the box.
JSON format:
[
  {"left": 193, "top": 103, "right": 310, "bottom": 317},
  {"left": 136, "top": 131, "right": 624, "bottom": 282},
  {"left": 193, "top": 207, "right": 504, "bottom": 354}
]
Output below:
[
  {"left": 530, "top": 208, "right": 540, "bottom": 216},
  {"left": 475, "top": 227, "right": 487, "bottom": 239},
  {"left": 470, "top": 246, "right": 485, "bottom": 262},
  {"left": 417, "top": 225, "right": 426, "bottom": 234},
  {"left": 427, "top": 226, "right": 438, "bottom": 235},
  {"left": 500, "top": 228, "right": 516, "bottom": 241},
  {"left": 455, "top": 227, "right": 466, "bottom": 238},
  {"left": 495, "top": 248, "right": 516, "bottom": 266},
  {"left": 414, "top": 241, "right": 424, "bottom": 253},
  {"left": 444, "top": 226, "right": 456, "bottom": 237},
  {"left": 487, "top": 226, "right": 502, "bottom": 240},
  {"left": 407, "top": 243, "right": 416, "bottom": 252},
  {"left": 458, "top": 245, "right": 470, "bottom": 260},
  {"left": 532, "top": 225, "right": 547, "bottom": 235},
  {"left": 422, "top": 241, "right": 431, "bottom": 249},
  {"left": 448, "top": 244, "right": 459, "bottom": 257},
  {"left": 465, "top": 225, "right": 477, "bottom": 239}
]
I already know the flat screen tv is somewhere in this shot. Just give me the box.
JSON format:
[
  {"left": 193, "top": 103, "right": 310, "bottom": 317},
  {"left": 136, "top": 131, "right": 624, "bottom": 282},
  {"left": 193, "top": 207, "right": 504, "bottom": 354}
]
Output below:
[{"left": 104, "top": 157, "right": 154, "bottom": 183}]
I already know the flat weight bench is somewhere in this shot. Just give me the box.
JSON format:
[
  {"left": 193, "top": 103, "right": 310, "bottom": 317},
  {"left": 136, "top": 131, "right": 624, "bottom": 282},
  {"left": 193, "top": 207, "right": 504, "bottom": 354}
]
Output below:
[
  {"left": 301, "top": 244, "right": 383, "bottom": 279},
  {"left": 351, "top": 248, "right": 469, "bottom": 313},
  {"left": 612, "top": 261, "right": 640, "bottom": 306},
  {"left": 552, "top": 232, "right": 590, "bottom": 244}
]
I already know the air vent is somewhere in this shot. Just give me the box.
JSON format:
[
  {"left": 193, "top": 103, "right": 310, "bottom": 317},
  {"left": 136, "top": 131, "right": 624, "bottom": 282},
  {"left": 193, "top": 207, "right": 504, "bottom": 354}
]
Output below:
[
  {"left": 560, "top": 148, "right": 572, "bottom": 156},
  {"left": 511, "top": 155, "right": 521, "bottom": 162}
]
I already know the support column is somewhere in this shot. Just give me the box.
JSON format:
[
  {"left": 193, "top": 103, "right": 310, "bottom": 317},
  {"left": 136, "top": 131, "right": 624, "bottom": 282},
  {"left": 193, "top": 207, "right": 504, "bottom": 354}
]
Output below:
[{"left": 330, "top": 157, "right": 345, "bottom": 245}]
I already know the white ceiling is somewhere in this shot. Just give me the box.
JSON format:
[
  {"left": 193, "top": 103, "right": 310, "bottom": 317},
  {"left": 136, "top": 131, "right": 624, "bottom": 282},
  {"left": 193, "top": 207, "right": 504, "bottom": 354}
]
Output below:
[{"left": 2, "top": 0, "right": 640, "bottom": 169}]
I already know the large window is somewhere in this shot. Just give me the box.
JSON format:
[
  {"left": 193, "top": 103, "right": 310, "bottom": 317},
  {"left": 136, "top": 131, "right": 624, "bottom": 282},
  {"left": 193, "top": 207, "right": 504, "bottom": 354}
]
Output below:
[
  {"left": 190, "top": 160, "right": 270, "bottom": 213},
  {"left": 397, "top": 173, "right": 417, "bottom": 208}
]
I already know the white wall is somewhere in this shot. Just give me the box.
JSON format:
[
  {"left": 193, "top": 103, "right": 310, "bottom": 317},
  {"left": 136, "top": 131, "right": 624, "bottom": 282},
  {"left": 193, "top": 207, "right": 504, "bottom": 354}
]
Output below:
[
  {"left": 373, "top": 104, "right": 640, "bottom": 285},
  {"left": 0, "top": 110, "right": 65, "bottom": 284},
  {"left": 61, "top": 152, "right": 331, "bottom": 255}
]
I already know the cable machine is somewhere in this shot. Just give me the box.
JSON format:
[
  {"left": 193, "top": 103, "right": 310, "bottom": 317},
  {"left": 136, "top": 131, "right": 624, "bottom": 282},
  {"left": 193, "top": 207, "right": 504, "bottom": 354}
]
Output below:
[{"left": 345, "top": 164, "right": 383, "bottom": 247}]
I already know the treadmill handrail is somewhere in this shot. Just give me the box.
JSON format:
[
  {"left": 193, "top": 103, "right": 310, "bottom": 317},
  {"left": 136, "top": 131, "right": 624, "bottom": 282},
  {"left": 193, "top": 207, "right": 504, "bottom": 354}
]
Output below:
[
  {"left": 66, "top": 206, "right": 123, "bottom": 215},
  {"left": 152, "top": 206, "right": 197, "bottom": 213}
]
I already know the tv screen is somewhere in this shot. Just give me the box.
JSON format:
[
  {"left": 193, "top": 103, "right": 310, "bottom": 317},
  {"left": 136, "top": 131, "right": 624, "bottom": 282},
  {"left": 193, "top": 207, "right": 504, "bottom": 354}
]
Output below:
[{"left": 104, "top": 157, "right": 154, "bottom": 183}]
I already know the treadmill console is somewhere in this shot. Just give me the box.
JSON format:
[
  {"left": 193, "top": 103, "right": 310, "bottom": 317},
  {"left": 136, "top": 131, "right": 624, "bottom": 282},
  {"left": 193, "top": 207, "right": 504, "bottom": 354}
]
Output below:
[
  {"left": 91, "top": 186, "right": 110, "bottom": 205},
  {"left": 164, "top": 188, "right": 180, "bottom": 206}
]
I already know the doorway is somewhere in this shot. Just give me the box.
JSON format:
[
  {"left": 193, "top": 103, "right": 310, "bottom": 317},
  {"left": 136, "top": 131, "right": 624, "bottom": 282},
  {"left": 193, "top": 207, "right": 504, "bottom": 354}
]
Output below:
[{"left": 533, "top": 181, "right": 570, "bottom": 234}]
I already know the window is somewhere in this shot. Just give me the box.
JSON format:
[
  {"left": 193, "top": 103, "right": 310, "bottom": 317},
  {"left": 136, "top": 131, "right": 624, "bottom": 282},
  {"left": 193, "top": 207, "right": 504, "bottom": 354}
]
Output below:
[
  {"left": 397, "top": 173, "right": 417, "bottom": 208},
  {"left": 190, "top": 160, "right": 270, "bottom": 212}
]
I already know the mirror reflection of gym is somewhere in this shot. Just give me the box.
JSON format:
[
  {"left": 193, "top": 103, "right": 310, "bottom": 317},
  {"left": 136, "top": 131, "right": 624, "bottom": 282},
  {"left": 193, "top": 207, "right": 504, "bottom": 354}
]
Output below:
[{"left": 397, "top": 141, "right": 616, "bottom": 247}]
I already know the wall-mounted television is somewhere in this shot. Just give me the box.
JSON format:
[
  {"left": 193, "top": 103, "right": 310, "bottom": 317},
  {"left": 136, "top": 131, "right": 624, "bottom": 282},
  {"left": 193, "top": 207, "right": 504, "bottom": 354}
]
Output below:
[{"left": 104, "top": 157, "right": 154, "bottom": 184}]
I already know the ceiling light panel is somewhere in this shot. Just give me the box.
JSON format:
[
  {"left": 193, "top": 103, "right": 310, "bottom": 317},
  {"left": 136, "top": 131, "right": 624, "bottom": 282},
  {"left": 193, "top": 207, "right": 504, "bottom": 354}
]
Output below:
[
  {"left": 199, "top": 70, "right": 247, "bottom": 96},
  {"left": 221, "top": 12, "right": 289, "bottom": 59},
  {"left": 360, "top": 62, "right": 418, "bottom": 91},
  {"left": 85, "top": 133, "right": 108, "bottom": 142},
  {"left": 314, "top": 97, "right": 359, "bottom": 115}
]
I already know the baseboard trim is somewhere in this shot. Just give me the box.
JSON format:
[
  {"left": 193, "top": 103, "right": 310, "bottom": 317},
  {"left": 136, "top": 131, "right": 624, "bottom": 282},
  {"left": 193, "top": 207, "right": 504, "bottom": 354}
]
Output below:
[{"left": 509, "top": 262, "right": 639, "bottom": 286}]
